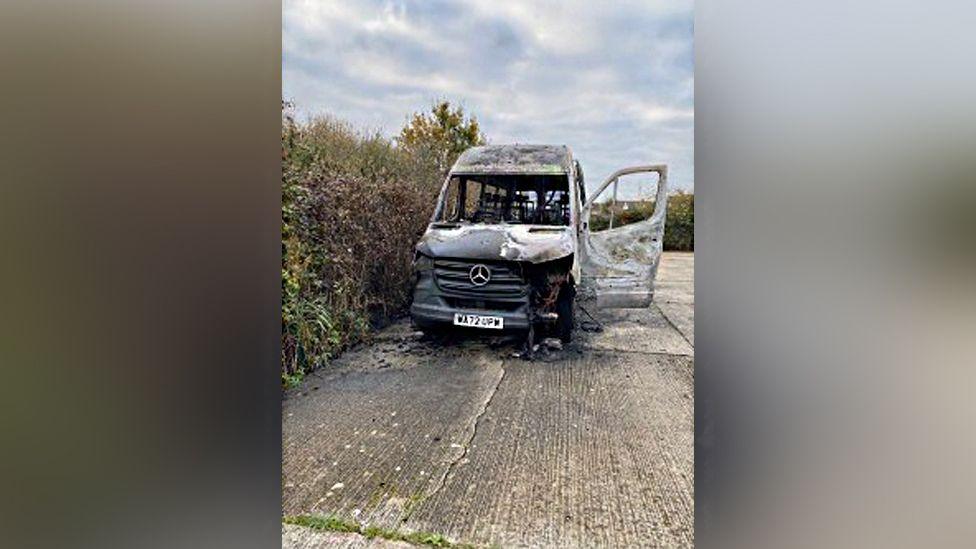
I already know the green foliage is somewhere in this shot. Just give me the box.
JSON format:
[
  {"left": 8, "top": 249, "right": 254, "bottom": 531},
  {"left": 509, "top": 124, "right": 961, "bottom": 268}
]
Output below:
[
  {"left": 398, "top": 100, "right": 486, "bottom": 177},
  {"left": 588, "top": 201, "right": 656, "bottom": 232},
  {"left": 588, "top": 191, "right": 694, "bottom": 251},
  {"left": 284, "top": 514, "right": 476, "bottom": 548},
  {"left": 281, "top": 372, "right": 304, "bottom": 389},
  {"left": 663, "top": 190, "right": 694, "bottom": 251},
  {"left": 361, "top": 525, "right": 385, "bottom": 538},
  {"left": 281, "top": 102, "right": 470, "bottom": 383},
  {"left": 282, "top": 514, "right": 360, "bottom": 533},
  {"left": 401, "top": 531, "right": 455, "bottom": 547}
]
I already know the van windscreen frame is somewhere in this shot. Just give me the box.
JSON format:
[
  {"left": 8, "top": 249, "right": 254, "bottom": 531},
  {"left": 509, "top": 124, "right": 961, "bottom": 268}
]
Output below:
[{"left": 437, "top": 173, "right": 571, "bottom": 226}]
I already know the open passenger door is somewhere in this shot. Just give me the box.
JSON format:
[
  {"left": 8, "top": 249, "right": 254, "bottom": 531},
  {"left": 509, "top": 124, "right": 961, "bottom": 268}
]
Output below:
[{"left": 579, "top": 165, "right": 668, "bottom": 308}]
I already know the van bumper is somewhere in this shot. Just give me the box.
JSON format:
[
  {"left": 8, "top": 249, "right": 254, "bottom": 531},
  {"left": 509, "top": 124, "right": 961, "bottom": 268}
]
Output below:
[
  {"left": 410, "top": 302, "right": 531, "bottom": 331},
  {"left": 409, "top": 270, "right": 531, "bottom": 332}
]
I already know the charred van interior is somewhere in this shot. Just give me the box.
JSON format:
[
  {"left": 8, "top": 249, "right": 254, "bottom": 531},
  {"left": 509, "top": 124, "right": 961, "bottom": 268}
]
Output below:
[{"left": 435, "top": 174, "right": 571, "bottom": 226}]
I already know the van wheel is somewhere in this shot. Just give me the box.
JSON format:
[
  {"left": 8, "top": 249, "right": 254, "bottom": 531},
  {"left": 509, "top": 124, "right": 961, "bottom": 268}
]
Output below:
[{"left": 555, "top": 283, "right": 575, "bottom": 343}]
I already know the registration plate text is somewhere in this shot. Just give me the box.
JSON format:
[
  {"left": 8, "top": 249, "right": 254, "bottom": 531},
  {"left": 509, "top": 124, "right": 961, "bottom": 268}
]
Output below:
[{"left": 453, "top": 313, "right": 504, "bottom": 329}]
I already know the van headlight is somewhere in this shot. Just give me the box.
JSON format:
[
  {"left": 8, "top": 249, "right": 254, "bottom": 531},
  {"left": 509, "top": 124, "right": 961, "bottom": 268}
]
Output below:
[{"left": 413, "top": 253, "right": 434, "bottom": 272}]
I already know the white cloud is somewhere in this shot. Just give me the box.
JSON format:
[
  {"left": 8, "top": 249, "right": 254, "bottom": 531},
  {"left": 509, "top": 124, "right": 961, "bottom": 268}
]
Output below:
[{"left": 283, "top": 0, "right": 694, "bottom": 191}]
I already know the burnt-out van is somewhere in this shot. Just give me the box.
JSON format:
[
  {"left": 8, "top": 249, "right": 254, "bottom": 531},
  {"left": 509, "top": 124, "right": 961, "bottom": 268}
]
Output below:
[{"left": 410, "top": 144, "right": 668, "bottom": 344}]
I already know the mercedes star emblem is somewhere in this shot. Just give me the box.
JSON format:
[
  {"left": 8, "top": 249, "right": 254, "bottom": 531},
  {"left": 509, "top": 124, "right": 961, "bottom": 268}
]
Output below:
[{"left": 469, "top": 264, "right": 491, "bottom": 286}]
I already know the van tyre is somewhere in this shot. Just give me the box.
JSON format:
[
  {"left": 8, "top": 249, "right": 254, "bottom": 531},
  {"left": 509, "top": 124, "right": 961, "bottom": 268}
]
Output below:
[{"left": 555, "top": 282, "right": 575, "bottom": 343}]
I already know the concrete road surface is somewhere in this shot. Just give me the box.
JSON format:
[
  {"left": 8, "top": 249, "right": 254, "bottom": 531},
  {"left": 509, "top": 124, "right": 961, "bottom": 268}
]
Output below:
[{"left": 282, "top": 252, "right": 694, "bottom": 548}]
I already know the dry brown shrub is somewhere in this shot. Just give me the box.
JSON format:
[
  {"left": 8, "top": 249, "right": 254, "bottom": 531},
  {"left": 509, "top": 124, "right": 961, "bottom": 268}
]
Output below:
[{"left": 281, "top": 107, "right": 443, "bottom": 382}]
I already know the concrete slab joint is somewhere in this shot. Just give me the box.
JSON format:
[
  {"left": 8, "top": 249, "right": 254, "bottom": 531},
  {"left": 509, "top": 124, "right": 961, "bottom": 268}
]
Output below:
[{"left": 424, "top": 360, "right": 506, "bottom": 505}]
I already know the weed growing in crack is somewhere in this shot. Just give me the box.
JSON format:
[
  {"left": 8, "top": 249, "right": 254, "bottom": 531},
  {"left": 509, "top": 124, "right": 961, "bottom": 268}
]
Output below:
[
  {"left": 283, "top": 514, "right": 359, "bottom": 533},
  {"left": 283, "top": 514, "right": 478, "bottom": 548}
]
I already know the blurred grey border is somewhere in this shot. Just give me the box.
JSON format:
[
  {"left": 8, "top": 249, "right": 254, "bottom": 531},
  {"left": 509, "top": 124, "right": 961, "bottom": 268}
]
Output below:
[
  {"left": 697, "top": 1, "right": 976, "bottom": 547},
  {"left": 0, "top": 1, "right": 281, "bottom": 548}
]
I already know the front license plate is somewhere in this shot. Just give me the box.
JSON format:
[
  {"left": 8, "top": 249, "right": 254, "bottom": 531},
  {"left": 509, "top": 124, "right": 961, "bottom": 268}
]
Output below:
[{"left": 453, "top": 313, "right": 504, "bottom": 329}]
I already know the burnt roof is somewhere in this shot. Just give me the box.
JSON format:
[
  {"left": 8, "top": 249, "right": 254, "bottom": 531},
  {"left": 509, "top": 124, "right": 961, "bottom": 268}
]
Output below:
[{"left": 450, "top": 144, "right": 572, "bottom": 175}]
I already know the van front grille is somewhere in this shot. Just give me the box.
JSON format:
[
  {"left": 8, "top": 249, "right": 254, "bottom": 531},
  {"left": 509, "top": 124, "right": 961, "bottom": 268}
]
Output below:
[
  {"left": 433, "top": 259, "right": 527, "bottom": 298},
  {"left": 444, "top": 297, "right": 524, "bottom": 311}
]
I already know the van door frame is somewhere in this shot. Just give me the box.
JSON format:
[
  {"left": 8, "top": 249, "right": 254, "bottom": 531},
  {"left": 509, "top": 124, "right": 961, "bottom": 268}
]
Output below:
[{"left": 579, "top": 164, "right": 668, "bottom": 308}]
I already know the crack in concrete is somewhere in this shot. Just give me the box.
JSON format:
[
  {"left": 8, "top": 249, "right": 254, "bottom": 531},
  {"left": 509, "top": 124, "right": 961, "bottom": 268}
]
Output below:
[
  {"left": 654, "top": 302, "right": 694, "bottom": 349},
  {"left": 582, "top": 347, "right": 694, "bottom": 358},
  {"left": 419, "top": 359, "right": 506, "bottom": 508}
]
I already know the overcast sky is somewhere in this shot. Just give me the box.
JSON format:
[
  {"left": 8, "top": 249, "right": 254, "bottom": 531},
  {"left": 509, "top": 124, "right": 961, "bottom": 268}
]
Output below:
[{"left": 283, "top": 0, "right": 693, "bottom": 196}]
